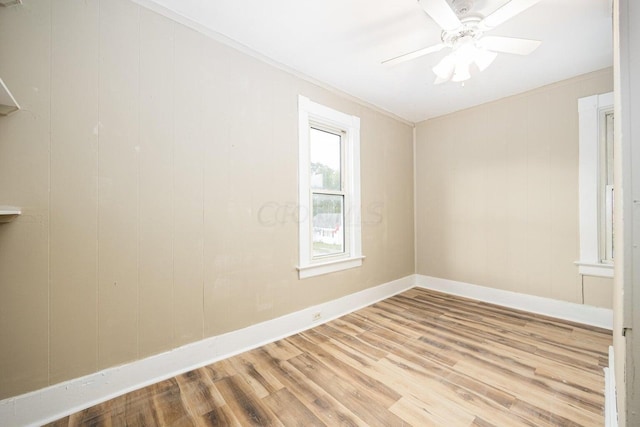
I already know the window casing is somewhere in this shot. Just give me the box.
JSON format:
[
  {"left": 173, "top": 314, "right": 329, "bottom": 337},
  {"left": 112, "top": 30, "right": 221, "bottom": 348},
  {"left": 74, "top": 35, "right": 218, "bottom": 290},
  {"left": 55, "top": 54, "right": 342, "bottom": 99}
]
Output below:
[
  {"left": 577, "top": 92, "right": 614, "bottom": 277},
  {"left": 297, "top": 96, "right": 363, "bottom": 279}
]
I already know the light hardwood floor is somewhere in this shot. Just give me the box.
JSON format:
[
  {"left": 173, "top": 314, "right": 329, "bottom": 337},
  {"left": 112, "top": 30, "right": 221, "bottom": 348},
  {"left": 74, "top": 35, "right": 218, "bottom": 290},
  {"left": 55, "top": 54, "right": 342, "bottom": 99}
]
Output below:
[{"left": 48, "top": 288, "right": 612, "bottom": 426}]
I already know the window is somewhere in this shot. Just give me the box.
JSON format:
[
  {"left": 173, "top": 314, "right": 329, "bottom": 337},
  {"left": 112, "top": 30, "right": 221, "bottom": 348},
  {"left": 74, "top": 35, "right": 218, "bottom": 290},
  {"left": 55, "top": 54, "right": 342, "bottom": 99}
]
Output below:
[
  {"left": 297, "top": 95, "right": 363, "bottom": 279},
  {"left": 577, "top": 92, "right": 614, "bottom": 277}
]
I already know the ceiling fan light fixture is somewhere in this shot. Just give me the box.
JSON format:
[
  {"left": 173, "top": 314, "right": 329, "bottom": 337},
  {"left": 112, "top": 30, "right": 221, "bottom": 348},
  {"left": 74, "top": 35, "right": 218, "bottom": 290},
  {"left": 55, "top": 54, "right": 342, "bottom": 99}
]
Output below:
[
  {"left": 451, "top": 62, "right": 471, "bottom": 82},
  {"left": 433, "top": 75, "right": 450, "bottom": 85},
  {"left": 432, "top": 54, "right": 456, "bottom": 80},
  {"left": 452, "top": 39, "right": 477, "bottom": 62},
  {"left": 432, "top": 40, "right": 493, "bottom": 84}
]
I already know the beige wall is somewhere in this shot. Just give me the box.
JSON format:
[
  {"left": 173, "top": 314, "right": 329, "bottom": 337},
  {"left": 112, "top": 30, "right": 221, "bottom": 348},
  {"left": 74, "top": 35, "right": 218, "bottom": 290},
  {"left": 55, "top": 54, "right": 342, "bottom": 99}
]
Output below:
[
  {"left": 415, "top": 69, "right": 613, "bottom": 305},
  {"left": 583, "top": 275, "right": 614, "bottom": 308},
  {"left": 0, "top": 0, "right": 414, "bottom": 399}
]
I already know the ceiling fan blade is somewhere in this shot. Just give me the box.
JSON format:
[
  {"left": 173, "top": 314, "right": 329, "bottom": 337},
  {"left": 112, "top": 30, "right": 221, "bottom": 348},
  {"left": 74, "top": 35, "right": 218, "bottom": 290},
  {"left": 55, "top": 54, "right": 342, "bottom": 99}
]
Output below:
[
  {"left": 418, "top": 0, "right": 462, "bottom": 31},
  {"left": 478, "top": 36, "right": 541, "bottom": 55},
  {"left": 474, "top": 49, "right": 498, "bottom": 71},
  {"left": 382, "top": 43, "right": 446, "bottom": 66},
  {"left": 480, "top": 0, "right": 541, "bottom": 29}
]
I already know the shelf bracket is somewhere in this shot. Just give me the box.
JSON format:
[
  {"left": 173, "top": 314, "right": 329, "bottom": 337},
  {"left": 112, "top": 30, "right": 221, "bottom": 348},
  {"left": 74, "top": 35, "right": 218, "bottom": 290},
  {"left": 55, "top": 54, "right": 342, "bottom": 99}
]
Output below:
[{"left": 0, "top": 77, "right": 20, "bottom": 116}]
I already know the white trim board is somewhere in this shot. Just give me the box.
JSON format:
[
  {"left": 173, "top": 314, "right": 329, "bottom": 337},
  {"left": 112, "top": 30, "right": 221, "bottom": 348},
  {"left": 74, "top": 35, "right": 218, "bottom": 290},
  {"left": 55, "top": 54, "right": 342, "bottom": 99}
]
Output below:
[
  {"left": 604, "top": 346, "right": 618, "bottom": 427},
  {"left": 1, "top": 274, "right": 613, "bottom": 426},
  {"left": 415, "top": 275, "right": 613, "bottom": 330},
  {"left": 0, "top": 275, "right": 415, "bottom": 427}
]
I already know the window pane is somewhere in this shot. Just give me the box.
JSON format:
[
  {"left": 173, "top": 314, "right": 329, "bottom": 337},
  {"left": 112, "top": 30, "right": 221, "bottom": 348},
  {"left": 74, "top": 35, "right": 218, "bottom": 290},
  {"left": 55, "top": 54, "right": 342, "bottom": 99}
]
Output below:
[
  {"left": 605, "top": 112, "right": 614, "bottom": 185},
  {"left": 310, "top": 128, "right": 341, "bottom": 191},
  {"left": 312, "top": 194, "right": 344, "bottom": 257}
]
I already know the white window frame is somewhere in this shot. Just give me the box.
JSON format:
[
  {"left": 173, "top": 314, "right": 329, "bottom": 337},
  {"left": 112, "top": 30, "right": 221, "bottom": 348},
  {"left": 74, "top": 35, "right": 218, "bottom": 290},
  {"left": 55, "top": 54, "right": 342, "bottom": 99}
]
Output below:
[
  {"left": 576, "top": 91, "right": 614, "bottom": 278},
  {"left": 297, "top": 95, "right": 363, "bottom": 279}
]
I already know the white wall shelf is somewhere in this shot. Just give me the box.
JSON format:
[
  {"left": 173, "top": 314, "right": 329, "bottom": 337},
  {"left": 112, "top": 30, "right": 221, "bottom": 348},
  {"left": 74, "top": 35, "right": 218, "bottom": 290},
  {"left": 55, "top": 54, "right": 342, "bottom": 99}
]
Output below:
[
  {"left": 0, "top": 76, "right": 20, "bottom": 116},
  {"left": 0, "top": 207, "right": 21, "bottom": 223}
]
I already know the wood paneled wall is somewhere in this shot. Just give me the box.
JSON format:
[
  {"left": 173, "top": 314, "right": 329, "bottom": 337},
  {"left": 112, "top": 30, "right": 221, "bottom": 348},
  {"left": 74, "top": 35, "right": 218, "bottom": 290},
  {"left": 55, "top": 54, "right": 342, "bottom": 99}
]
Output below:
[
  {"left": 0, "top": 0, "right": 415, "bottom": 399},
  {"left": 415, "top": 69, "right": 613, "bottom": 308}
]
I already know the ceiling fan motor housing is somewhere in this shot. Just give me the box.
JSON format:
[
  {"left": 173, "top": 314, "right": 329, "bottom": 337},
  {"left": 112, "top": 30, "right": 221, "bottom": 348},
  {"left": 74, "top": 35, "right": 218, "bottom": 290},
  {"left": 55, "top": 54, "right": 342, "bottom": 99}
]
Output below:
[{"left": 441, "top": 17, "right": 483, "bottom": 48}]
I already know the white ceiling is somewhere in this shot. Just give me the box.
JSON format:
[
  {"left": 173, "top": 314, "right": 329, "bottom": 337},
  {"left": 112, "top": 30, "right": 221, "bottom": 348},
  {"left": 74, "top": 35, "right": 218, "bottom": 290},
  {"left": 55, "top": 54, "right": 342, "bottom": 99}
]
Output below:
[{"left": 142, "top": 0, "right": 613, "bottom": 123}]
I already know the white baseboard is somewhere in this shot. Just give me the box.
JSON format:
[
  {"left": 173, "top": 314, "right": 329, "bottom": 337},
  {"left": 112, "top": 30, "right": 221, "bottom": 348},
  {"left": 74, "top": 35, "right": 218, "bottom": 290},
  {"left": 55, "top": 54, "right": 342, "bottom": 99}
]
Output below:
[
  {"left": 604, "top": 345, "right": 618, "bottom": 427},
  {"left": 0, "top": 275, "right": 415, "bottom": 427},
  {"left": 1, "top": 273, "right": 613, "bottom": 426},
  {"left": 415, "top": 275, "right": 613, "bottom": 330}
]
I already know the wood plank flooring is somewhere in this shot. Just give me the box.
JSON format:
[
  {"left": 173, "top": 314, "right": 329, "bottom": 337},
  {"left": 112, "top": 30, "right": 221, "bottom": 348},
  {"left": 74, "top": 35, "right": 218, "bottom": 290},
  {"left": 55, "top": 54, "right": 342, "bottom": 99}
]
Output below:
[{"left": 47, "top": 288, "right": 612, "bottom": 426}]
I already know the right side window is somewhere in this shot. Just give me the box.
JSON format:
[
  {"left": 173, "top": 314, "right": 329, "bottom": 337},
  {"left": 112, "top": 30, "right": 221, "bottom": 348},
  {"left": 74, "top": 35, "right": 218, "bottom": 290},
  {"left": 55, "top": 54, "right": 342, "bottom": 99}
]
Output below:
[{"left": 577, "top": 91, "right": 614, "bottom": 277}]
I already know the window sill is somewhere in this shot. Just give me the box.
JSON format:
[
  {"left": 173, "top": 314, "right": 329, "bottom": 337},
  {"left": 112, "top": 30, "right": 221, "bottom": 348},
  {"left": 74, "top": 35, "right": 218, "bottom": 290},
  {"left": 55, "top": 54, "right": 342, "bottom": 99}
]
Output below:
[
  {"left": 297, "top": 255, "right": 365, "bottom": 279},
  {"left": 575, "top": 261, "right": 614, "bottom": 278}
]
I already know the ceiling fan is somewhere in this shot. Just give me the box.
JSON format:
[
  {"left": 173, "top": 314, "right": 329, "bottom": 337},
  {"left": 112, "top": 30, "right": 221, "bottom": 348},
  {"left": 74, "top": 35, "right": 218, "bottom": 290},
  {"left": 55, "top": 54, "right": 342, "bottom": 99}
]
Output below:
[{"left": 383, "top": 0, "right": 542, "bottom": 84}]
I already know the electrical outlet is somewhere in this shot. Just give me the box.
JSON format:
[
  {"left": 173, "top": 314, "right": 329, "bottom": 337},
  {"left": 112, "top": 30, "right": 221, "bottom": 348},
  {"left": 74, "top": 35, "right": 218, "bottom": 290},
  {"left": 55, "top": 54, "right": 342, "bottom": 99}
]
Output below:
[{"left": 312, "top": 311, "right": 322, "bottom": 321}]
